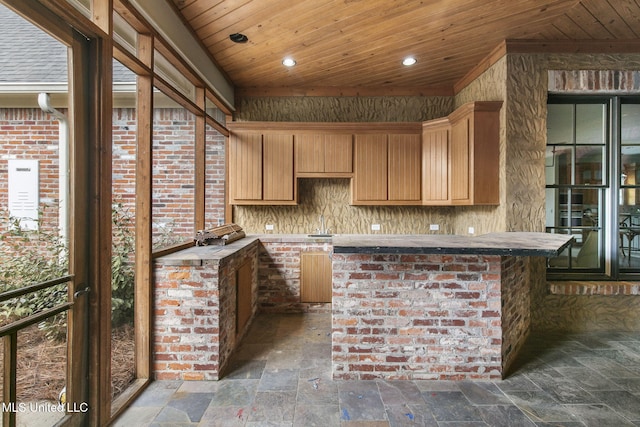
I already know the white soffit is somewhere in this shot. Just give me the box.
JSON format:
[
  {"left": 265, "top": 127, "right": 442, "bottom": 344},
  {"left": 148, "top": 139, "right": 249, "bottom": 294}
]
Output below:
[{"left": 129, "top": 0, "right": 235, "bottom": 111}]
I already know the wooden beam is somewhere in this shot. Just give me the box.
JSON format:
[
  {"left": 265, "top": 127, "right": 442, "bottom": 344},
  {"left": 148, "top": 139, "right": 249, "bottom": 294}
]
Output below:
[
  {"left": 195, "top": 87, "right": 206, "bottom": 231},
  {"left": 135, "top": 32, "right": 154, "bottom": 382}
]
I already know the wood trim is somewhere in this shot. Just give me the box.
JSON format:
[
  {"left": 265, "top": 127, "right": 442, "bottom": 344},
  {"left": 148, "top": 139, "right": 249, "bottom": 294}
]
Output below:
[
  {"left": 236, "top": 85, "right": 455, "bottom": 97},
  {"left": 195, "top": 87, "right": 206, "bottom": 231},
  {"left": 134, "top": 32, "right": 153, "bottom": 386},
  {"left": 114, "top": 43, "right": 152, "bottom": 76},
  {"left": 205, "top": 115, "right": 229, "bottom": 137},
  {"left": 454, "top": 41, "right": 508, "bottom": 95},
  {"left": 228, "top": 121, "right": 422, "bottom": 134},
  {"left": 153, "top": 75, "right": 201, "bottom": 116}
]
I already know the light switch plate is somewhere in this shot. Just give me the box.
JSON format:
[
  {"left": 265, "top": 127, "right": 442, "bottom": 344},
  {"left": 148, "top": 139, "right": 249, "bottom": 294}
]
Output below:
[
  {"left": 265, "top": 224, "right": 274, "bottom": 231},
  {"left": 429, "top": 224, "right": 439, "bottom": 231},
  {"left": 371, "top": 224, "right": 381, "bottom": 231}
]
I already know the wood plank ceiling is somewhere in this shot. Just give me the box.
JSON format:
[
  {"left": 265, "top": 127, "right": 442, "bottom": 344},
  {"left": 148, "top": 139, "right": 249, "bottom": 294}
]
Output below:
[{"left": 169, "top": 0, "right": 640, "bottom": 92}]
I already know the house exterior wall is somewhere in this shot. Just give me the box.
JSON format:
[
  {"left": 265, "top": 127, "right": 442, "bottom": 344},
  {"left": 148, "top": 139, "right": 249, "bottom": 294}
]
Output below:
[{"left": 0, "top": 107, "right": 226, "bottom": 245}]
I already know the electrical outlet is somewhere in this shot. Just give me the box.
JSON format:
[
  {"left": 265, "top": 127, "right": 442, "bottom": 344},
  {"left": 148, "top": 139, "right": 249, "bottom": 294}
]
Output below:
[
  {"left": 468, "top": 227, "right": 475, "bottom": 235},
  {"left": 429, "top": 224, "right": 439, "bottom": 231},
  {"left": 371, "top": 223, "right": 381, "bottom": 231},
  {"left": 265, "top": 224, "right": 274, "bottom": 231}
]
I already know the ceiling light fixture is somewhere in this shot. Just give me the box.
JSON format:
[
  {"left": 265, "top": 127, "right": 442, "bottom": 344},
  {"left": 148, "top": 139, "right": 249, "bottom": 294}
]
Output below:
[
  {"left": 229, "top": 33, "right": 248, "bottom": 43},
  {"left": 402, "top": 57, "right": 417, "bottom": 66},
  {"left": 282, "top": 58, "right": 296, "bottom": 67}
]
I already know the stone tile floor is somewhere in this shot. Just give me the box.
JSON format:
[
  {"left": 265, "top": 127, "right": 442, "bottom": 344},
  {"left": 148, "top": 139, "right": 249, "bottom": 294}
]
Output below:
[{"left": 113, "top": 312, "right": 640, "bottom": 426}]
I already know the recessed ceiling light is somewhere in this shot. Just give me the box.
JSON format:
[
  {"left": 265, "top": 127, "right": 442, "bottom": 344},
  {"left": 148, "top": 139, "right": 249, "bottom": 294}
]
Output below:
[
  {"left": 282, "top": 58, "right": 296, "bottom": 67},
  {"left": 229, "top": 33, "right": 248, "bottom": 43},
  {"left": 402, "top": 57, "right": 417, "bottom": 66}
]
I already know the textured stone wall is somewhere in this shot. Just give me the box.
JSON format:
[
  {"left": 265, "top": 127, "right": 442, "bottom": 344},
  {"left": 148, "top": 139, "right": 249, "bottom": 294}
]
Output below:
[
  {"left": 234, "top": 96, "right": 453, "bottom": 122},
  {"left": 501, "top": 52, "right": 640, "bottom": 332},
  {"left": 500, "top": 256, "right": 530, "bottom": 375},
  {"left": 331, "top": 252, "right": 505, "bottom": 381}
]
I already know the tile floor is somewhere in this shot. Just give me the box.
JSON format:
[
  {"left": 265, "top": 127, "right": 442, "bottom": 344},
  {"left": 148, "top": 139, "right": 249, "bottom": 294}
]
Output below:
[{"left": 113, "top": 312, "right": 640, "bottom": 426}]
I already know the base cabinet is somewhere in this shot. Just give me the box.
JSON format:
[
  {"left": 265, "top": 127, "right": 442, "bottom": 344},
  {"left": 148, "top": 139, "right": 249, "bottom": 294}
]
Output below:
[
  {"left": 300, "top": 251, "right": 332, "bottom": 303},
  {"left": 236, "top": 260, "right": 253, "bottom": 336}
]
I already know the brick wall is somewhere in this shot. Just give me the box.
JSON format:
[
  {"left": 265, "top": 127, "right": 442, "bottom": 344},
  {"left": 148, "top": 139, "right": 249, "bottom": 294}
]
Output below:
[
  {"left": 0, "top": 109, "right": 63, "bottom": 233},
  {"left": 332, "top": 252, "right": 525, "bottom": 381},
  {"left": 153, "top": 240, "right": 259, "bottom": 380},
  {"left": 1, "top": 107, "right": 226, "bottom": 247},
  {"left": 258, "top": 239, "right": 332, "bottom": 313}
]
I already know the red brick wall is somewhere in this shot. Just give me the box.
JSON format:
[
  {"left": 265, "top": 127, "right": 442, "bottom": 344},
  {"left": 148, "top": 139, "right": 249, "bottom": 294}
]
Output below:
[
  {"left": 1, "top": 107, "right": 226, "bottom": 245},
  {"left": 332, "top": 253, "right": 506, "bottom": 381},
  {"left": 258, "top": 239, "right": 332, "bottom": 313},
  {"left": 0, "top": 109, "right": 63, "bottom": 234},
  {"left": 152, "top": 240, "right": 259, "bottom": 380}
]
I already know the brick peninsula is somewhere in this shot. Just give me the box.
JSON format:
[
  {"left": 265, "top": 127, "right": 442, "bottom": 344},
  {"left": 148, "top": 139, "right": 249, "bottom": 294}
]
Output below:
[
  {"left": 330, "top": 232, "right": 572, "bottom": 381},
  {"left": 152, "top": 232, "right": 571, "bottom": 382}
]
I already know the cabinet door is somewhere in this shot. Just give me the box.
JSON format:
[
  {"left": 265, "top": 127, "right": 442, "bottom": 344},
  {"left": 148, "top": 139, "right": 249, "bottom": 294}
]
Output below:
[
  {"left": 422, "top": 124, "right": 450, "bottom": 204},
  {"left": 229, "top": 132, "right": 262, "bottom": 201},
  {"left": 388, "top": 134, "right": 421, "bottom": 201},
  {"left": 236, "top": 260, "right": 252, "bottom": 336},
  {"left": 450, "top": 116, "right": 471, "bottom": 204},
  {"left": 300, "top": 252, "right": 332, "bottom": 303},
  {"left": 295, "top": 134, "right": 324, "bottom": 173},
  {"left": 263, "top": 133, "right": 294, "bottom": 201},
  {"left": 324, "top": 134, "right": 353, "bottom": 173},
  {"left": 353, "top": 134, "right": 388, "bottom": 201}
]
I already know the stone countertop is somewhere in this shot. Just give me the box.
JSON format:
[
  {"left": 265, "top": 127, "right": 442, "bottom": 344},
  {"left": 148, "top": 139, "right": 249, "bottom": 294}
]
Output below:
[
  {"left": 332, "top": 232, "right": 573, "bottom": 257},
  {"left": 154, "top": 232, "right": 573, "bottom": 265},
  {"left": 154, "top": 236, "right": 260, "bottom": 266}
]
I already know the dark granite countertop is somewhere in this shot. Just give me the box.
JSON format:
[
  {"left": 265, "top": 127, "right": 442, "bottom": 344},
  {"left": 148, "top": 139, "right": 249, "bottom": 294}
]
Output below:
[{"left": 332, "top": 232, "right": 573, "bottom": 257}]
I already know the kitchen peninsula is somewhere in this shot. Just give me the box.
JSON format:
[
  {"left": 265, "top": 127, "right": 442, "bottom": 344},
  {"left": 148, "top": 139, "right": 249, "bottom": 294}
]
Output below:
[
  {"left": 152, "top": 232, "right": 571, "bottom": 382},
  {"left": 331, "top": 232, "right": 572, "bottom": 380}
]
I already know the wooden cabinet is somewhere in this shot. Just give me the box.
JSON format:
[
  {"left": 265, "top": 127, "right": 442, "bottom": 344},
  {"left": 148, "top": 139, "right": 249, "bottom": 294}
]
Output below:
[
  {"left": 229, "top": 131, "right": 262, "bottom": 201},
  {"left": 352, "top": 134, "right": 388, "bottom": 202},
  {"left": 449, "top": 101, "right": 501, "bottom": 205},
  {"left": 388, "top": 134, "right": 421, "bottom": 202},
  {"left": 422, "top": 118, "right": 450, "bottom": 204},
  {"left": 421, "top": 101, "right": 501, "bottom": 206},
  {"left": 352, "top": 132, "right": 421, "bottom": 205},
  {"left": 236, "top": 260, "right": 253, "bottom": 336},
  {"left": 228, "top": 130, "right": 296, "bottom": 205},
  {"left": 300, "top": 251, "right": 332, "bottom": 303},
  {"left": 296, "top": 133, "right": 352, "bottom": 176}
]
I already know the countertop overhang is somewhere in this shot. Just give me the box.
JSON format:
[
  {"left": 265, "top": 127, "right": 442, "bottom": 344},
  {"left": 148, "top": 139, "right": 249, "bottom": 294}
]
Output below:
[{"left": 331, "top": 232, "right": 574, "bottom": 257}]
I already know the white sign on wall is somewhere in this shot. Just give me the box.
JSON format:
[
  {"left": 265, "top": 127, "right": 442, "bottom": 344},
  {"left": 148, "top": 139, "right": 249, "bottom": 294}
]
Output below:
[{"left": 8, "top": 159, "right": 39, "bottom": 230}]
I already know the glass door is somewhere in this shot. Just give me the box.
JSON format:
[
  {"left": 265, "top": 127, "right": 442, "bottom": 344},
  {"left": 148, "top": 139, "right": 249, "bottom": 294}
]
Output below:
[
  {"left": 619, "top": 101, "right": 640, "bottom": 273},
  {"left": 0, "top": 3, "right": 91, "bottom": 425}
]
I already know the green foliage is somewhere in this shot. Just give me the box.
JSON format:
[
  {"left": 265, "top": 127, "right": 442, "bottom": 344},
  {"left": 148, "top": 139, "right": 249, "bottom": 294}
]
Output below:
[
  {"left": 0, "top": 202, "right": 136, "bottom": 335},
  {"left": 0, "top": 211, "right": 69, "bottom": 320},
  {"left": 111, "top": 202, "right": 135, "bottom": 327}
]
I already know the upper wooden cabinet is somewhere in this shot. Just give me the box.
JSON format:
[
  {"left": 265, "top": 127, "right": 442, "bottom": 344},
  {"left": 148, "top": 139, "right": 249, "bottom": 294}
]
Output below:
[
  {"left": 227, "top": 108, "right": 500, "bottom": 207},
  {"left": 351, "top": 126, "right": 422, "bottom": 205},
  {"left": 422, "top": 101, "right": 502, "bottom": 206},
  {"left": 422, "top": 118, "right": 450, "bottom": 205},
  {"left": 296, "top": 133, "right": 352, "bottom": 177},
  {"left": 228, "top": 128, "right": 296, "bottom": 205},
  {"left": 449, "top": 101, "right": 501, "bottom": 205}
]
